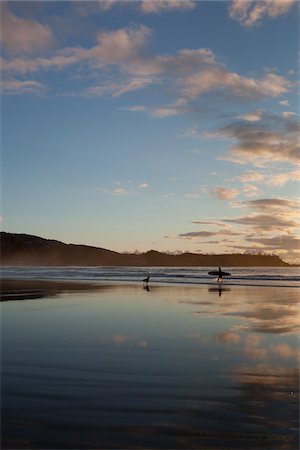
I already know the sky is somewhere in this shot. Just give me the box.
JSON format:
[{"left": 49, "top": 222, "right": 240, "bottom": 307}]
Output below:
[{"left": 1, "top": 0, "right": 299, "bottom": 263}]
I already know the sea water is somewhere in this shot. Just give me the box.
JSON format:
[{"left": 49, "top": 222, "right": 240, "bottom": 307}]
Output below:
[
  {"left": 1, "top": 265, "right": 299, "bottom": 288},
  {"left": 1, "top": 271, "right": 299, "bottom": 449}
]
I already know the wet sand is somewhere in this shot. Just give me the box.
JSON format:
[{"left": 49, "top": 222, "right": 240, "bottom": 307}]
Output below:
[
  {"left": 1, "top": 279, "right": 299, "bottom": 449},
  {"left": 1, "top": 279, "right": 105, "bottom": 301}
]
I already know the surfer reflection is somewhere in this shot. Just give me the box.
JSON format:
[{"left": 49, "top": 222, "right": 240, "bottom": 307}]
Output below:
[
  {"left": 209, "top": 285, "right": 223, "bottom": 296},
  {"left": 209, "top": 285, "right": 231, "bottom": 296},
  {"left": 144, "top": 284, "right": 150, "bottom": 292}
]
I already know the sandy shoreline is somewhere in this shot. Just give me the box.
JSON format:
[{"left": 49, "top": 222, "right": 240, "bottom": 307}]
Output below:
[{"left": 0, "top": 278, "right": 104, "bottom": 301}]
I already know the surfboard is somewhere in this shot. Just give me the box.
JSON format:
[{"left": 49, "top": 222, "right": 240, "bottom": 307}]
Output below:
[{"left": 208, "top": 270, "right": 231, "bottom": 277}]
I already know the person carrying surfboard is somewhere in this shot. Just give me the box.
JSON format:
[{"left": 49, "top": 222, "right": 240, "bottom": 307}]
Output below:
[
  {"left": 208, "top": 267, "right": 231, "bottom": 282},
  {"left": 218, "top": 267, "right": 222, "bottom": 282}
]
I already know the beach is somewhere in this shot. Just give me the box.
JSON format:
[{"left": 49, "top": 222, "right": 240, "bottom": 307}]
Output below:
[{"left": 1, "top": 276, "right": 299, "bottom": 449}]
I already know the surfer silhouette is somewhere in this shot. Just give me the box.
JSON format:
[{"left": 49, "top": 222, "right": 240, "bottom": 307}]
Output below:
[
  {"left": 218, "top": 267, "right": 222, "bottom": 282},
  {"left": 208, "top": 267, "right": 231, "bottom": 282}
]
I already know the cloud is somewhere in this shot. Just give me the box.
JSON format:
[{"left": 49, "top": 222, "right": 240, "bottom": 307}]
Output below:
[
  {"left": 192, "top": 220, "right": 229, "bottom": 228},
  {"left": 96, "top": 179, "right": 150, "bottom": 195},
  {"left": 84, "top": 76, "right": 153, "bottom": 97},
  {"left": 282, "top": 111, "right": 298, "bottom": 118},
  {"left": 1, "top": 23, "right": 292, "bottom": 105},
  {"left": 125, "top": 98, "right": 193, "bottom": 117},
  {"left": 279, "top": 99, "right": 290, "bottom": 106},
  {"left": 0, "top": 2, "right": 54, "bottom": 54},
  {"left": 181, "top": 71, "right": 290, "bottom": 100},
  {"left": 121, "top": 105, "right": 147, "bottom": 113},
  {"left": 245, "top": 197, "right": 300, "bottom": 211},
  {"left": 237, "top": 171, "right": 265, "bottom": 183},
  {"left": 242, "top": 184, "right": 260, "bottom": 197},
  {"left": 225, "top": 214, "right": 298, "bottom": 232},
  {"left": 174, "top": 229, "right": 240, "bottom": 240},
  {"left": 266, "top": 170, "right": 300, "bottom": 187},
  {"left": 237, "top": 112, "right": 262, "bottom": 122},
  {"left": 97, "top": 0, "right": 119, "bottom": 11},
  {"left": 93, "top": 25, "right": 151, "bottom": 64},
  {"left": 213, "top": 187, "right": 240, "bottom": 200},
  {"left": 246, "top": 234, "right": 300, "bottom": 251},
  {"left": 222, "top": 196, "right": 300, "bottom": 260},
  {"left": 217, "top": 112, "right": 300, "bottom": 166},
  {"left": 1, "top": 25, "right": 151, "bottom": 73},
  {"left": 97, "top": 0, "right": 196, "bottom": 13},
  {"left": 139, "top": 0, "right": 196, "bottom": 13},
  {"left": 150, "top": 104, "right": 189, "bottom": 117},
  {"left": 0, "top": 78, "right": 44, "bottom": 94},
  {"left": 226, "top": 197, "right": 300, "bottom": 232},
  {"left": 229, "top": 0, "right": 296, "bottom": 27},
  {"left": 237, "top": 169, "right": 300, "bottom": 188}
]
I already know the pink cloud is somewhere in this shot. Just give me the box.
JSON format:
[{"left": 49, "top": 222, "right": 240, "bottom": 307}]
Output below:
[
  {"left": 229, "top": 0, "right": 295, "bottom": 27},
  {"left": 1, "top": 3, "right": 54, "bottom": 54},
  {"left": 213, "top": 187, "right": 240, "bottom": 200}
]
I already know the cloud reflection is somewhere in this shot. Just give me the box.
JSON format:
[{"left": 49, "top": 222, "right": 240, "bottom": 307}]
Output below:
[{"left": 192, "top": 287, "right": 299, "bottom": 335}]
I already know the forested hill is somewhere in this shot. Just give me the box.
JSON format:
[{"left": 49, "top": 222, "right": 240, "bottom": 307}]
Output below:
[{"left": 1, "top": 232, "right": 289, "bottom": 267}]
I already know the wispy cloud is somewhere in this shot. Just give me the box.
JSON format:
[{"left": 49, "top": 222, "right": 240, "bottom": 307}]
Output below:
[
  {"left": 0, "top": 78, "right": 44, "bottom": 94},
  {"left": 97, "top": 0, "right": 196, "bottom": 13},
  {"left": 95, "top": 179, "right": 149, "bottom": 195},
  {"left": 167, "top": 195, "right": 300, "bottom": 261},
  {"left": 244, "top": 197, "right": 300, "bottom": 212},
  {"left": 213, "top": 187, "right": 240, "bottom": 200},
  {"left": 224, "top": 197, "right": 300, "bottom": 260},
  {"left": 237, "top": 169, "right": 300, "bottom": 187},
  {"left": 229, "top": 0, "right": 296, "bottom": 27},
  {"left": 180, "top": 71, "right": 290, "bottom": 100},
  {"left": 138, "top": 183, "right": 149, "bottom": 189},
  {"left": 242, "top": 184, "right": 260, "bottom": 197},
  {"left": 225, "top": 214, "right": 298, "bottom": 232},
  {"left": 1, "top": 15, "right": 292, "bottom": 106},
  {"left": 279, "top": 99, "right": 290, "bottom": 106},
  {"left": 1, "top": 24, "right": 151, "bottom": 74},
  {"left": 123, "top": 99, "right": 192, "bottom": 117},
  {"left": 237, "top": 171, "right": 265, "bottom": 183},
  {"left": 169, "top": 229, "right": 240, "bottom": 241},
  {"left": 266, "top": 170, "right": 300, "bottom": 187},
  {"left": 139, "top": 0, "right": 196, "bottom": 14},
  {"left": 192, "top": 220, "right": 229, "bottom": 228},
  {"left": 236, "top": 112, "right": 262, "bottom": 122},
  {"left": 246, "top": 234, "right": 300, "bottom": 251},
  {"left": 217, "top": 111, "right": 300, "bottom": 166},
  {"left": 84, "top": 76, "right": 153, "bottom": 97}
]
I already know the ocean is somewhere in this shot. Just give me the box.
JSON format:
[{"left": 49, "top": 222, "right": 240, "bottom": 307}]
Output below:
[{"left": 1, "top": 265, "right": 299, "bottom": 288}]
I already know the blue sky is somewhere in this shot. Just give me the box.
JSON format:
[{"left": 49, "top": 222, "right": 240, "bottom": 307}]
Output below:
[{"left": 1, "top": 0, "right": 299, "bottom": 262}]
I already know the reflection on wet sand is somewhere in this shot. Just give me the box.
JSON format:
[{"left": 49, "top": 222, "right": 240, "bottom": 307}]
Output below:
[
  {"left": 208, "top": 286, "right": 231, "bottom": 296},
  {"left": 190, "top": 285, "right": 300, "bottom": 335},
  {"left": 1, "top": 281, "right": 299, "bottom": 449}
]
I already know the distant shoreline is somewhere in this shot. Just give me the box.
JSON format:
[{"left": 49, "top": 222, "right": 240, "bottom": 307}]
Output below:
[{"left": 1, "top": 232, "right": 290, "bottom": 267}]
